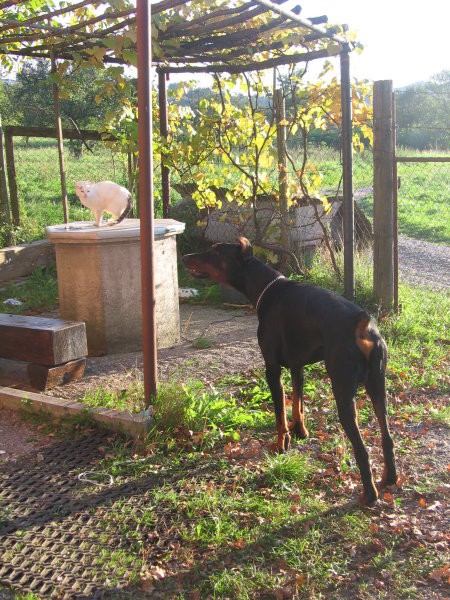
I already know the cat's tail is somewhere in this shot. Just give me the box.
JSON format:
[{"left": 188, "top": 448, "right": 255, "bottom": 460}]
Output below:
[{"left": 110, "top": 193, "right": 133, "bottom": 226}]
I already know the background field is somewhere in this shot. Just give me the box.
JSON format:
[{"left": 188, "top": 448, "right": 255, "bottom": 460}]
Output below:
[{"left": 2, "top": 140, "right": 449, "bottom": 248}]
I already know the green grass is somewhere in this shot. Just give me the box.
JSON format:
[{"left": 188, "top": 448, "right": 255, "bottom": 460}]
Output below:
[
  {"left": 0, "top": 263, "right": 58, "bottom": 313},
  {"left": 40, "top": 428, "right": 445, "bottom": 599},
  {"left": 382, "top": 284, "right": 450, "bottom": 394}
]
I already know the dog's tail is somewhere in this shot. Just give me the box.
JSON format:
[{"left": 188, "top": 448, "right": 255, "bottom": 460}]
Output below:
[
  {"left": 356, "top": 312, "right": 387, "bottom": 372},
  {"left": 355, "top": 313, "right": 374, "bottom": 360},
  {"left": 110, "top": 193, "right": 133, "bottom": 226}
]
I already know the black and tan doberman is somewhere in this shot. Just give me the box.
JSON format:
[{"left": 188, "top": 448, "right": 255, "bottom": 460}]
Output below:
[{"left": 183, "top": 238, "right": 397, "bottom": 505}]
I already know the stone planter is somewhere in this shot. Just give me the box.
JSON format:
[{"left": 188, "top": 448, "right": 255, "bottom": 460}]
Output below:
[{"left": 46, "top": 219, "right": 185, "bottom": 356}]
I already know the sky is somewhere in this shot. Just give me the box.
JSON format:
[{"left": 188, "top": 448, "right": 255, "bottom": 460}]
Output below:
[{"left": 294, "top": 0, "right": 449, "bottom": 87}]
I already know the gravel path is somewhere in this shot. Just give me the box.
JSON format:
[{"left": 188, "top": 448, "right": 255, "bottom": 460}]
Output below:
[{"left": 398, "top": 236, "right": 450, "bottom": 290}]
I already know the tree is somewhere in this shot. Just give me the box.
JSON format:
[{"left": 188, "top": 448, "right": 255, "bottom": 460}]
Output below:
[
  {"left": 4, "top": 59, "right": 125, "bottom": 130},
  {"left": 7, "top": 60, "right": 55, "bottom": 128},
  {"left": 163, "top": 67, "right": 372, "bottom": 274},
  {"left": 395, "top": 70, "right": 450, "bottom": 150}
]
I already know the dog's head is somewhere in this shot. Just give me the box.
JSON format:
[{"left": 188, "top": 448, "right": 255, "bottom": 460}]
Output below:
[{"left": 182, "top": 237, "right": 253, "bottom": 289}]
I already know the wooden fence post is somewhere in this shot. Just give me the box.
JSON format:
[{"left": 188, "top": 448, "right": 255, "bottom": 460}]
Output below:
[
  {"left": 4, "top": 131, "right": 20, "bottom": 227},
  {"left": 373, "top": 80, "right": 394, "bottom": 310},
  {"left": 0, "top": 114, "right": 11, "bottom": 233}
]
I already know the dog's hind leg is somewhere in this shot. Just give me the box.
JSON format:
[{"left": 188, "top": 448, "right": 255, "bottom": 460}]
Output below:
[
  {"left": 266, "top": 364, "right": 291, "bottom": 452},
  {"left": 290, "top": 367, "right": 309, "bottom": 439},
  {"left": 328, "top": 358, "right": 378, "bottom": 505},
  {"left": 365, "top": 366, "right": 397, "bottom": 489}
]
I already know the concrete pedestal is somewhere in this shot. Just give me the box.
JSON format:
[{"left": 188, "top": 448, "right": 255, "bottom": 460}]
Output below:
[{"left": 46, "top": 219, "right": 185, "bottom": 356}]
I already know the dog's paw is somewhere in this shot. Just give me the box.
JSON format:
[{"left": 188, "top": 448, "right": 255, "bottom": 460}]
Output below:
[
  {"left": 379, "top": 468, "right": 398, "bottom": 489},
  {"left": 276, "top": 432, "right": 291, "bottom": 453},
  {"left": 359, "top": 488, "right": 378, "bottom": 507},
  {"left": 289, "top": 421, "right": 309, "bottom": 440}
]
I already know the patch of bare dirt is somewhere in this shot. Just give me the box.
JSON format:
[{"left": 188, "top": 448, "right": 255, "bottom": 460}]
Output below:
[
  {"left": 0, "top": 304, "right": 262, "bottom": 459},
  {"left": 53, "top": 303, "right": 262, "bottom": 399},
  {"left": 0, "top": 304, "right": 261, "bottom": 401}
]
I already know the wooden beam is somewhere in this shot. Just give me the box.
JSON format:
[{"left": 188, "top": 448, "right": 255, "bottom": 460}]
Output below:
[
  {"left": 151, "top": 0, "right": 187, "bottom": 15},
  {"left": 164, "top": 1, "right": 260, "bottom": 35},
  {"left": 161, "top": 3, "right": 274, "bottom": 40},
  {"left": 0, "top": 0, "right": 96, "bottom": 34},
  {"left": 4, "top": 125, "right": 113, "bottom": 140},
  {"left": 0, "top": 314, "right": 87, "bottom": 365},
  {"left": 395, "top": 156, "right": 450, "bottom": 163},
  {"left": 28, "top": 358, "right": 86, "bottom": 391},
  {"left": 162, "top": 46, "right": 341, "bottom": 74}
]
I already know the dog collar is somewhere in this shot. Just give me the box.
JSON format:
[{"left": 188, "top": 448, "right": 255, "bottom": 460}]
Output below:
[{"left": 255, "top": 275, "right": 285, "bottom": 312}]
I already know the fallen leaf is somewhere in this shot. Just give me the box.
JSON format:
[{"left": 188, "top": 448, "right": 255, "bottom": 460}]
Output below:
[{"left": 429, "top": 565, "right": 449, "bottom": 582}]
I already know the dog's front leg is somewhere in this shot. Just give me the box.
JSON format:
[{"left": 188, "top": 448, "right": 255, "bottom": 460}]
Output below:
[{"left": 266, "top": 364, "right": 291, "bottom": 452}]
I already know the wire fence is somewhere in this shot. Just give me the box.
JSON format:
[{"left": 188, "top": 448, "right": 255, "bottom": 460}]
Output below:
[{"left": 394, "top": 88, "right": 450, "bottom": 248}]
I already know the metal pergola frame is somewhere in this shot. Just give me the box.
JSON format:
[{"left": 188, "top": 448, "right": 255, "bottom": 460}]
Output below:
[{"left": 0, "top": 0, "right": 356, "bottom": 405}]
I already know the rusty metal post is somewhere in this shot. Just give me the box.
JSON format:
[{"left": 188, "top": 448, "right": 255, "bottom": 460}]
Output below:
[
  {"left": 137, "top": 0, "right": 158, "bottom": 405},
  {"left": 51, "top": 53, "right": 69, "bottom": 224},
  {"left": 158, "top": 69, "right": 171, "bottom": 218},
  {"left": 340, "top": 44, "right": 354, "bottom": 300}
]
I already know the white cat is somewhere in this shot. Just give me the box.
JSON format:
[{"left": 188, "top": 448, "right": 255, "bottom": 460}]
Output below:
[{"left": 75, "top": 180, "right": 132, "bottom": 227}]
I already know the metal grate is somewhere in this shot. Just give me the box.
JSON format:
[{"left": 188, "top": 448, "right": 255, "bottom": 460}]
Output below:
[{"left": 0, "top": 432, "right": 159, "bottom": 599}]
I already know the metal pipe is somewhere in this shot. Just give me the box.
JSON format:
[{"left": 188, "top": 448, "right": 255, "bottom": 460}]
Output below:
[
  {"left": 51, "top": 52, "right": 69, "bottom": 224},
  {"left": 340, "top": 45, "right": 354, "bottom": 300},
  {"left": 137, "top": 0, "right": 157, "bottom": 405},
  {"left": 158, "top": 69, "right": 171, "bottom": 218}
]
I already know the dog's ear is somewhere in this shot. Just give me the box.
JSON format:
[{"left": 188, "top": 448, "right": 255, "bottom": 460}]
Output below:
[{"left": 238, "top": 237, "right": 253, "bottom": 261}]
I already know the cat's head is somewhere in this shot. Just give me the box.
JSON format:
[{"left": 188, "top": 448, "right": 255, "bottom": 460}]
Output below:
[{"left": 75, "top": 181, "right": 95, "bottom": 197}]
